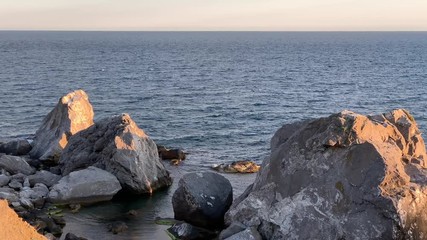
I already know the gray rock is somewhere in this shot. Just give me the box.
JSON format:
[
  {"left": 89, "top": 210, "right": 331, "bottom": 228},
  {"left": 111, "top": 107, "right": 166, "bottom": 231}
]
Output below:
[
  {"left": 28, "top": 170, "right": 61, "bottom": 187},
  {"left": 166, "top": 222, "right": 217, "bottom": 240},
  {"left": 29, "top": 90, "right": 94, "bottom": 161},
  {"left": 59, "top": 113, "right": 172, "bottom": 194},
  {"left": 0, "top": 174, "right": 10, "bottom": 186},
  {"left": 226, "top": 109, "right": 427, "bottom": 239},
  {"left": 19, "top": 197, "right": 34, "bottom": 209},
  {"left": 20, "top": 183, "right": 49, "bottom": 208},
  {"left": 8, "top": 179, "right": 23, "bottom": 190},
  {"left": 0, "top": 139, "right": 32, "bottom": 156},
  {"left": 23, "top": 177, "right": 30, "bottom": 188},
  {"left": 0, "top": 187, "right": 19, "bottom": 202},
  {"left": 172, "top": 171, "right": 233, "bottom": 229},
  {"left": 224, "top": 228, "right": 262, "bottom": 240},
  {"left": 48, "top": 166, "right": 122, "bottom": 204},
  {"left": 0, "top": 155, "right": 35, "bottom": 175},
  {"left": 64, "top": 233, "right": 88, "bottom": 240},
  {"left": 11, "top": 173, "right": 26, "bottom": 183}
]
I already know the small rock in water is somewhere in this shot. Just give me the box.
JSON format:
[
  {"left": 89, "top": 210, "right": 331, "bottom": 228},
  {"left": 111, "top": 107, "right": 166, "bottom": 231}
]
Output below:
[
  {"left": 64, "top": 232, "right": 88, "bottom": 240},
  {"left": 126, "top": 209, "right": 138, "bottom": 216},
  {"left": 69, "top": 203, "right": 81, "bottom": 213},
  {"left": 108, "top": 221, "right": 128, "bottom": 234},
  {"left": 211, "top": 160, "right": 260, "bottom": 173}
]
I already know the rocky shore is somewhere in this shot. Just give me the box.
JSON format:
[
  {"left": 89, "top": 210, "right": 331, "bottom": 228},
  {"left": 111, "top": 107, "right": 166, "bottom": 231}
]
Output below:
[{"left": 1, "top": 89, "right": 427, "bottom": 239}]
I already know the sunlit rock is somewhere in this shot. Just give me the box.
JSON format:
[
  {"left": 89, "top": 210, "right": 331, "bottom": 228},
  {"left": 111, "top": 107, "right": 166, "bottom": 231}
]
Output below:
[
  {"left": 59, "top": 113, "right": 172, "bottom": 194},
  {"left": 225, "top": 109, "right": 427, "bottom": 239},
  {"left": 29, "top": 90, "right": 94, "bottom": 161}
]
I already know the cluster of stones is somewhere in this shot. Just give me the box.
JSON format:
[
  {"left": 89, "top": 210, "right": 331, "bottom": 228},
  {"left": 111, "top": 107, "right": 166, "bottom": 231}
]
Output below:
[{"left": 0, "top": 90, "right": 172, "bottom": 239}]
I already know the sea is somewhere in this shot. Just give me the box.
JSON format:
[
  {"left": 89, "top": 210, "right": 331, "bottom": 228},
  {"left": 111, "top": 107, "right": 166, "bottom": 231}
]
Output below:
[{"left": 0, "top": 31, "right": 426, "bottom": 239}]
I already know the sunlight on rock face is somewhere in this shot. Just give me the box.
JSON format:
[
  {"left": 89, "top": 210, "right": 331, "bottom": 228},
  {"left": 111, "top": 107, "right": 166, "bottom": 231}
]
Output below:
[{"left": 30, "top": 89, "right": 94, "bottom": 161}]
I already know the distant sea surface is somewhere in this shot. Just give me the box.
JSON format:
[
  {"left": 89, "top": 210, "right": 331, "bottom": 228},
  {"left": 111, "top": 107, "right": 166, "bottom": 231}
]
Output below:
[{"left": 1, "top": 32, "right": 427, "bottom": 239}]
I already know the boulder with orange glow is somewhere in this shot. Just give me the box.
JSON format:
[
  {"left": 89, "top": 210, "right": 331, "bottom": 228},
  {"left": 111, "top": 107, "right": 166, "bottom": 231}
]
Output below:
[
  {"left": 225, "top": 109, "right": 427, "bottom": 239},
  {"left": 29, "top": 90, "right": 94, "bottom": 161},
  {"left": 59, "top": 113, "right": 172, "bottom": 194}
]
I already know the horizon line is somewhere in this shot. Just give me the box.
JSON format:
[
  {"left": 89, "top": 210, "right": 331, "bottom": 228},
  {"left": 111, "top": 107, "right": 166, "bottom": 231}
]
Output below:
[{"left": 1, "top": 29, "right": 427, "bottom": 33}]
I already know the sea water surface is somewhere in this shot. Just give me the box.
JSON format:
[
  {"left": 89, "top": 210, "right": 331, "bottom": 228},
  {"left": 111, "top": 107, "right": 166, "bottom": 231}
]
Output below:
[{"left": 0, "top": 32, "right": 427, "bottom": 239}]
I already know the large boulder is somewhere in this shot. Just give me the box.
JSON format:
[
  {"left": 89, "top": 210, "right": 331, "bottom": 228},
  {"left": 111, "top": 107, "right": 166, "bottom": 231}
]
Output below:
[
  {"left": 0, "top": 140, "right": 32, "bottom": 156},
  {"left": 0, "top": 155, "right": 35, "bottom": 175},
  {"left": 48, "top": 166, "right": 122, "bottom": 204},
  {"left": 172, "top": 171, "right": 233, "bottom": 229},
  {"left": 225, "top": 109, "right": 427, "bottom": 239},
  {"left": 59, "top": 113, "right": 172, "bottom": 194},
  {"left": 29, "top": 90, "right": 94, "bottom": 161}
]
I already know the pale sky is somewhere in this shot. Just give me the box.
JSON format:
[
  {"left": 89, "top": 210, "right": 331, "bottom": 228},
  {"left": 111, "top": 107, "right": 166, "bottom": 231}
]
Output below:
[{"left": 0, "top": 0, "right": 426, "bottom": 31}]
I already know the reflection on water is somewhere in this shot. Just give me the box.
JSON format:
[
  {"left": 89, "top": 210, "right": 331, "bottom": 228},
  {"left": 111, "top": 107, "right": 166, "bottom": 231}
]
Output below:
[{"left": 61, "top": 162, "right": 257, "bottom": 239}]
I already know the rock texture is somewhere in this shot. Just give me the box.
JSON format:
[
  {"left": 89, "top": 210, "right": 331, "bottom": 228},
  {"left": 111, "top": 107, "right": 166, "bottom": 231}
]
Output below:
[
  {"left": 0, "top": 155, "right": 35, "bottom": 175},
  {"left": 225, "top": 109, "right": 427, "bottom": 239},
  {"left": 29, "top": 90, "right": 94, "bottom": 161},
  {"left": 172, "top": 171, "right": 233, "bottom": 229},
  {"left": 0, "top": 140, "right": 32, "bottom": 156},
  {"left": 48, "top": 166, "right": 121, "bottom": 204},
  {"left": 59, "top": 113, "right": 172, "bottom": 194},
  {"left": 0, "top": 200, "right": 46, "bottom": 240}
]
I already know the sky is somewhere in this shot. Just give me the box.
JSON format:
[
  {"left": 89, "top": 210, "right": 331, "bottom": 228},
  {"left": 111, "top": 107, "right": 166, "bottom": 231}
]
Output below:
[{"left": 0, "top": 0, "right": 426, "bottom": 31}]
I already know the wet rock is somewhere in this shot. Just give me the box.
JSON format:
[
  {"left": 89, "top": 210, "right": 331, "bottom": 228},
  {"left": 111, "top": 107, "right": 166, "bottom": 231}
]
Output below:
[
  {"left": 39, "top": 215, "right": 63, "bottom": 237},
  {"left": 64, "top": 232, "right": 88, "bottom": 240},
  {"left": 0, "top": 139, "right": 32, "bottom": 156},
  {"left": 126, "top": 209, "right": 138, "bottom": 216},
  {"left": 28, "top": 170, "right": 61, "bottom": 187},
  {"left": 157, "top": 145, "right": 186, "bottom": 160},
  {"left": 60, "top": 113, "right": 172, "bottom": 194},
  {"left": 166, "top": 222, "right": 217, "bottom": 240},
  {"left": 48, "top": 166, "right": 122, "bottom": 204},
  {"left": 224, "top": 227, "right": 262, "bottom": 240},
  {"left": 226, "top": 109, "right": 427, "bottom": 239},
  {"left": 211, "top": 160, "right": 260, "bottom": 173},
  {"left": 29, "top": 90, "right": 94, "bottom": 161},
  {"left": 0, "top": 174, "right": 10, "bottom": 186},
  {"left": 0, "top": 155, "right": 35, "bottom": 175},
  {"left": 172, "top": 171, "right": 233, "bottom": 229},
  {"left": 108, "top": 221, "right": 128, "bottom": 234},
  {"left": 69, "top": 203, "right": 81, "bottom": 213}
]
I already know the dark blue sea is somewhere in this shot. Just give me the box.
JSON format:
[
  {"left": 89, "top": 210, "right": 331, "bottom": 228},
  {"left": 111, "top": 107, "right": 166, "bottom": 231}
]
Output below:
[{"left": 1, "top": 31, "right": 427, "bottom": 239}]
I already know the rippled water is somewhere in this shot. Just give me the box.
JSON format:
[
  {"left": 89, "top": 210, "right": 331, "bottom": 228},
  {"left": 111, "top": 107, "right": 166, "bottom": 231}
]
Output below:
[{"left": 1, "top": 32, "right": 427, "bottom": 239}]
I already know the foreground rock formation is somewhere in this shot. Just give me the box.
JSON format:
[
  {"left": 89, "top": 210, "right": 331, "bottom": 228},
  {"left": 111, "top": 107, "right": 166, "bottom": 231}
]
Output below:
[
  {"left": 0, "top": 200, "right": 46, "bottom": 240},
  {"left": 29, "top": 90, "right": 94, "bottom": 161},
  {"left": 173, "top": 172, "right": 233, "bottom": 229},
  {"left": 59, "top": 113, "right": 172, "bottom": 194},
  {"left": 225, "top": 109, "right": 427, "bottom": 239}
]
